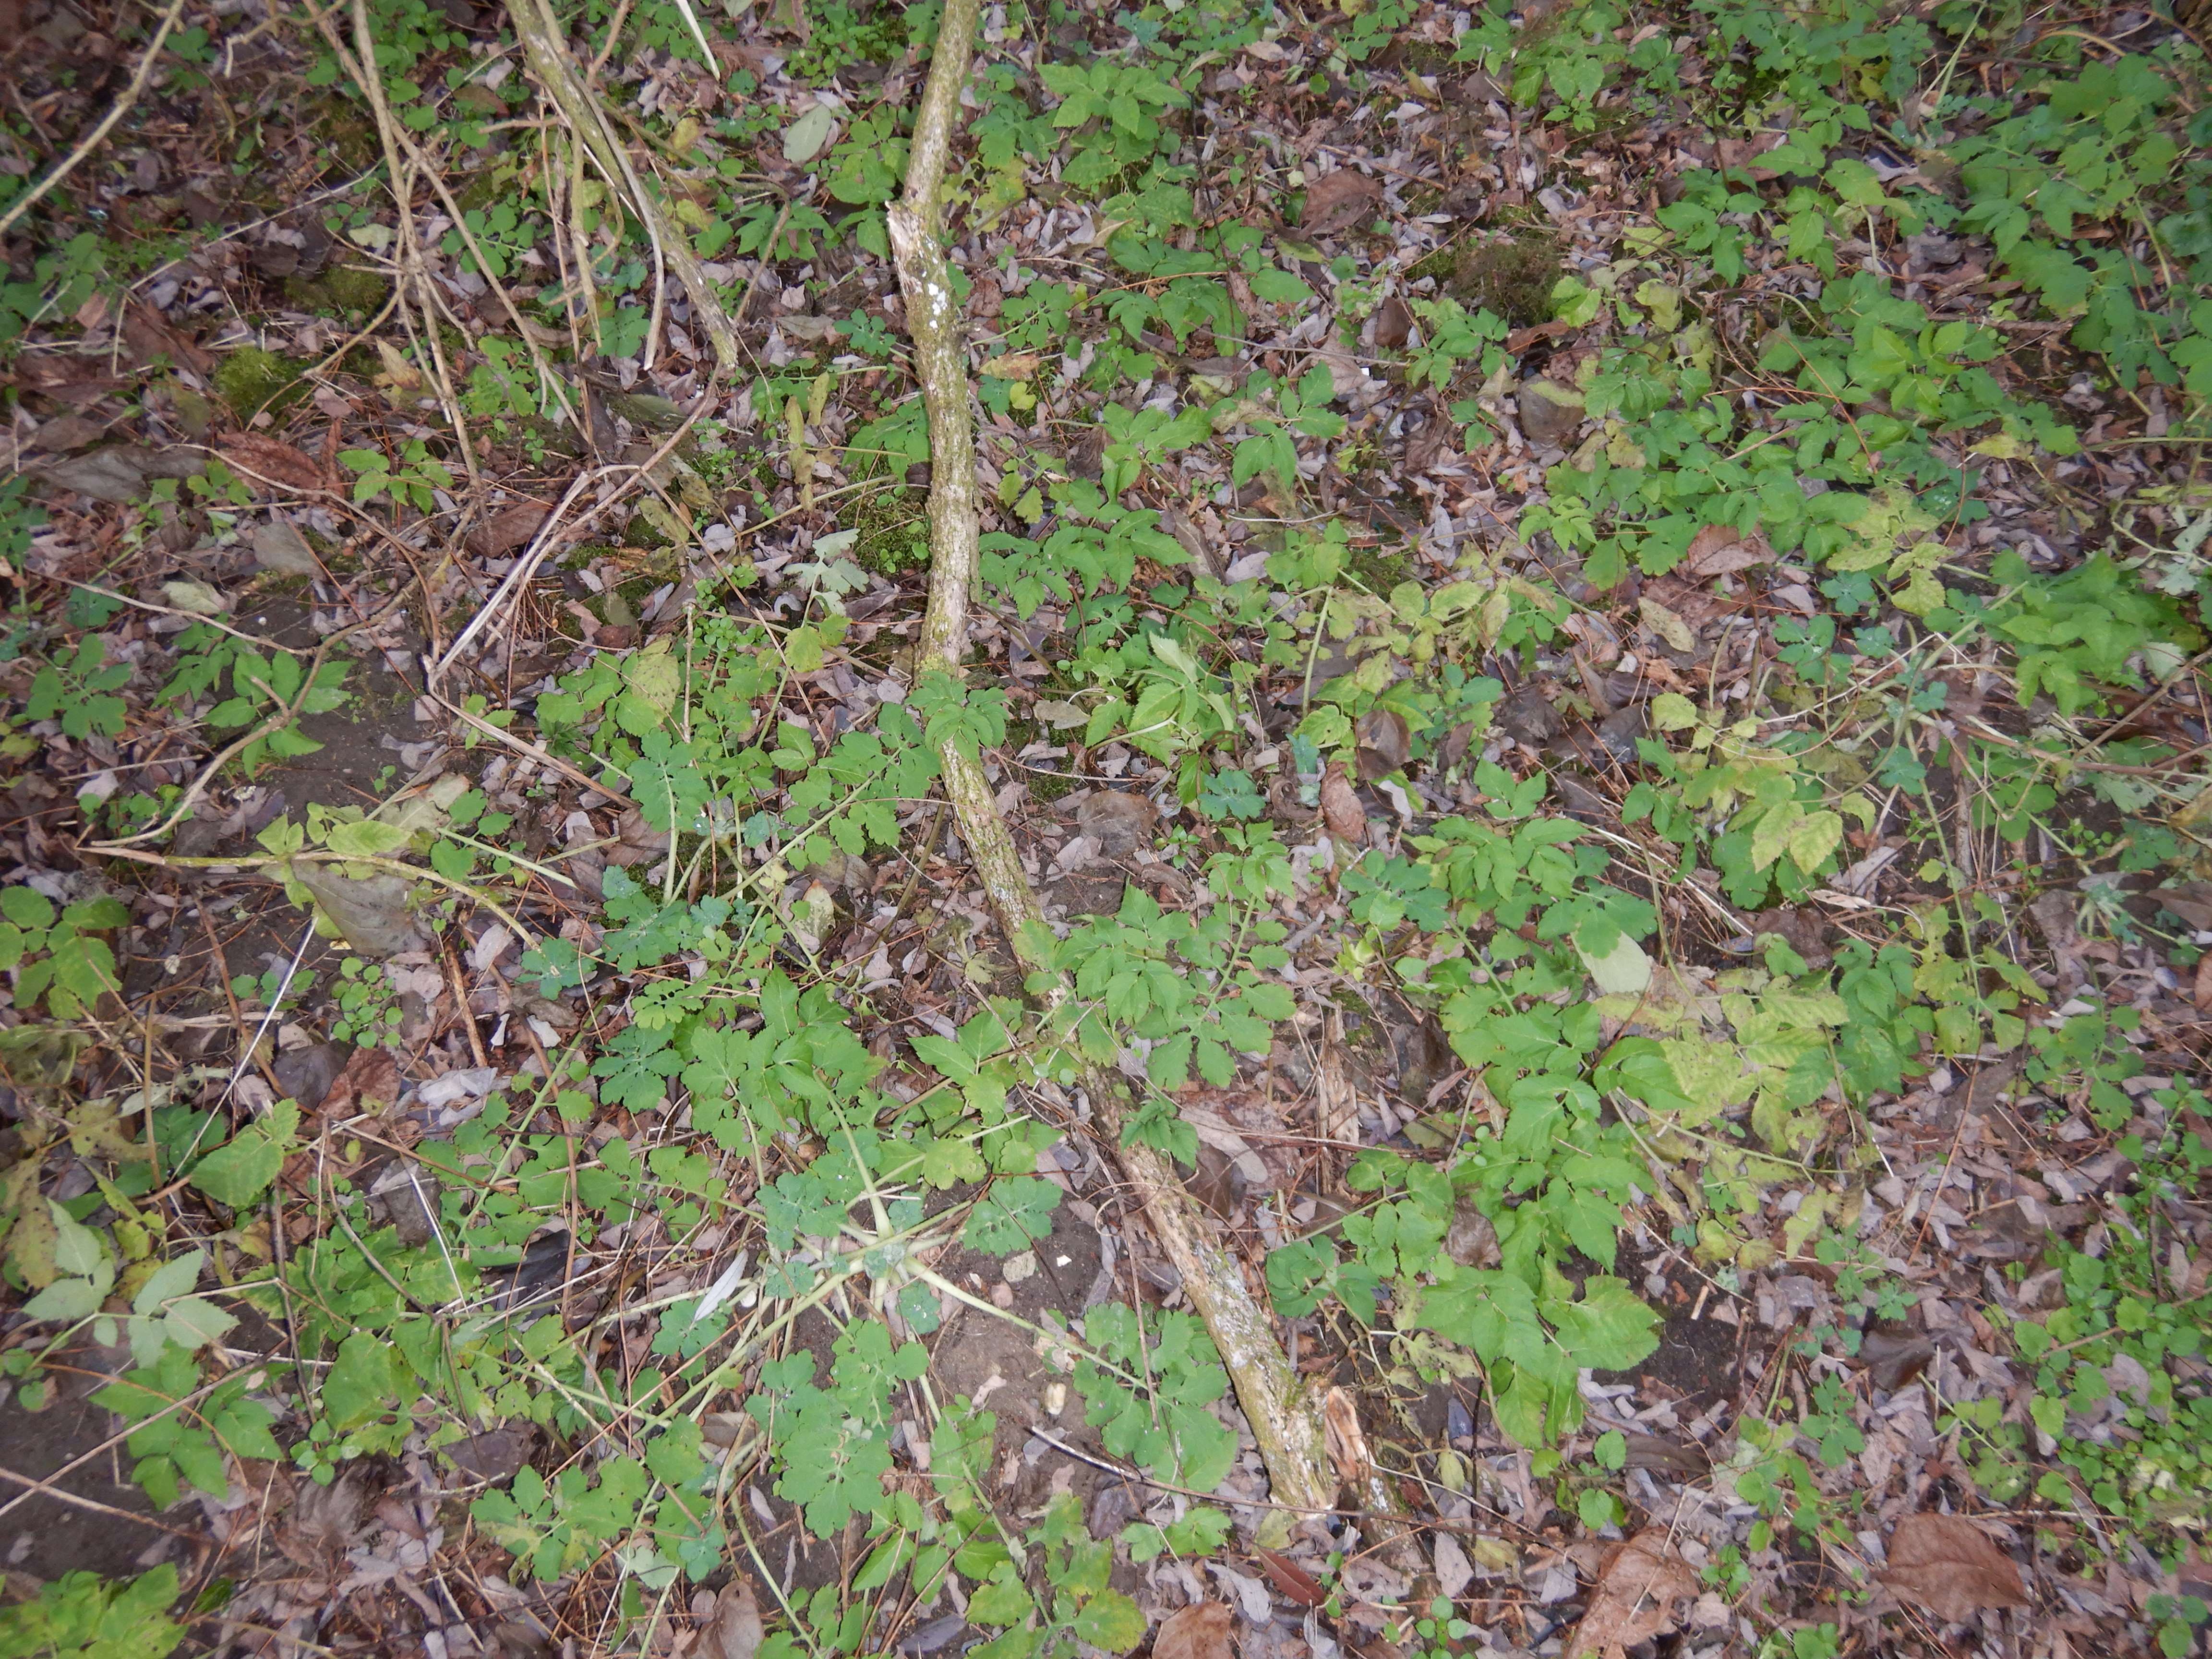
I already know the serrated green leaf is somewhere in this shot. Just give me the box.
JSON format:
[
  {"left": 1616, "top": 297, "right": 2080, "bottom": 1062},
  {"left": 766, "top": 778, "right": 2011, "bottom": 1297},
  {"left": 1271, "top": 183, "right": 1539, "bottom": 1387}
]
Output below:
[{"left": 1072, "top": 1589, "right": 1147, "bottom": 1653}]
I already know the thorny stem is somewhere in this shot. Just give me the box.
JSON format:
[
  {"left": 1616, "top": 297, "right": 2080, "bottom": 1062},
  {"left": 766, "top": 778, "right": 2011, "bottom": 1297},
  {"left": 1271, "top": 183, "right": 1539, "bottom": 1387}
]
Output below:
[{"left": 889, "top": 0, "right": 1336, "bottom": 1516}]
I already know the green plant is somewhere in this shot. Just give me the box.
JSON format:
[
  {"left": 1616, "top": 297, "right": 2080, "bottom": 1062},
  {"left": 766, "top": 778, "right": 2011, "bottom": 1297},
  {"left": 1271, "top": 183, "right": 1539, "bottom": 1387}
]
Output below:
[
  {"left": 0, "top": 888, "right": 126, "bottom": 1020},
  {"left": 161, "top": 625, "right": 351, "bottom": 773},
  {"left": 26, "top": 638, "right": 129, "bottom": 741},
  {"left": 329, "top": 955, "right": 406, "bottom": 1048},
  {"left": 0, "top": 1565, "right": 184, "bottom": 1659},
  {"left": 340, "top": 438, "right": 457, "bottom": 511}
]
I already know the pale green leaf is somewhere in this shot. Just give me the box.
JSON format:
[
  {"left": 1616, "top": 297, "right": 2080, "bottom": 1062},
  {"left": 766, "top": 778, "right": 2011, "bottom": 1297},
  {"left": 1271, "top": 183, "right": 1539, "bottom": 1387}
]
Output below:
[{"left": 1577, "top": 927, "right": 1651, "bottom": 996}]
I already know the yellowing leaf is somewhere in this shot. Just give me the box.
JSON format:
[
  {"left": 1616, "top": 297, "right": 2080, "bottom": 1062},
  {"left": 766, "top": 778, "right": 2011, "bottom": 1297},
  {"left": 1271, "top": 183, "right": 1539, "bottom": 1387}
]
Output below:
[
  {"left": 1786, "top": 808, "right": 1843, "bottom": 874},
  {"left": 1748, "top": 801, "right": 1800, "bottom": 873},
  {"left": 1650, "top": 692, "right": 1699, "bottom": 733},
  {"left": 624, "top": 639, "right": 682, "bottom": 718},
  {"left": 1637, "top": 596, "right": 1695, "bottom": 654},
  {"left": 1577, "top": 928, "right": 1652, "bottom": 996},
  {"left": 161, "top": 579, "right": 228, "bottom": 615}
]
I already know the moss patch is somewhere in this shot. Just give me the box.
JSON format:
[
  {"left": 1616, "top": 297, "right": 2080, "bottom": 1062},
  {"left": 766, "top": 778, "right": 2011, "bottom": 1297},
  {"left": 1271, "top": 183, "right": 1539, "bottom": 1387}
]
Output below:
[
  {"left": 213, "top": 346, "right": 309, "bottom": 421},
  {"left": 852, "top": 486, "right": 930, "bottom": 576},
  {"left": 287, "top": 262, "right": 390, "bottom": 319},
  {"left": 1450, "top": 229, "right": 1563, "bottom": 326}
]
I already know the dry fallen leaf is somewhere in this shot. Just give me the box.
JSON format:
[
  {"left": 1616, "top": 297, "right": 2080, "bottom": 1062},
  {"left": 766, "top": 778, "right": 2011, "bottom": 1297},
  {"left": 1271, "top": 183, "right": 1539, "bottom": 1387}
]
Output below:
[
  {"left": 320, "top": 1046, "right": 401, "bottom": 1118},
  {"left": 1077, "top": 791, "right": 1158, "bottom": 859},
  {"left": 1299, "top": 168, "right": 1383, "bottom": 236},
  {"left": 2196, "top": 950, "right": 2212, "bottom": 1014},
  {"left": 1319, "top": 762, "right": 1366, "bottom": 843},
  {"left": 702, "top": 1577, "right": 765, "bottom": 1659},
  {"left": 465, "top": 499, "right": 554, "bottom": 558},
  {"left": 1683, "top": 523, "right": 1773, "bottom": 578},
  {"left": 1154, "top": 1600, "right": 1235, "bottom": 1659},
  {"left": 1569, "top": 1529, "right": 1696, "bottom": 1659},
  {"left": 223, "top": 432, "right": 329, "bottom": 494},
  {"left": 1431, "top": 1532, "right": 1474, "bottom": 1599},
  {"left": 1354, "top": 708, "right": 1411, "bottom": 781},
  {"left": 1371, "top": 295, "right": 1413, "bottom": 350},
  {"left": 1856, "top": 1321, "right": 1936, "bottom": 1392},
  {"left": 1880, "top": 1514, "right": 2029, "bottom": 1623}
]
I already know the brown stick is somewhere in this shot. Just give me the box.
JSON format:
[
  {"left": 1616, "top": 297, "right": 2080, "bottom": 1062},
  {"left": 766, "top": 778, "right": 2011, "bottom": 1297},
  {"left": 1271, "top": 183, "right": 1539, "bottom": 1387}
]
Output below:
[{"left": 886, "top": 0, "right": 1334, "bottom": 1515}]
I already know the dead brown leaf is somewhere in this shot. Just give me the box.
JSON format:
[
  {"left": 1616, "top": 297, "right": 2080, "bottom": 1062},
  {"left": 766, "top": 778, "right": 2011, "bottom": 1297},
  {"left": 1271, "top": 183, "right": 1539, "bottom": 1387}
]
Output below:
[
  {"left": 1077, "top": 790, "right": 1159, "bottom": 859},
  {"left": 1256, "top": 1549, "right": 1327, "bottom": 1608},
  {"left": 223, "top": 432, "right": 329, "bottom": 494},
  {"left": 1371, "top": 296, "right": 1413, "bottom": 350},
  {"left": 123, "top": 302, "right": 214, "bottom": 374},
  {"left": 1569, "top": 1529, "right": 1696, "bottom": 1659},
  {"left": 466, "top": 499, "right": 554, "bottom": 558},
  {"left": 1154, "top": 1601, "right": 1236, "bottom": 1659},
  {"left": 701, "top": 1577, "right": 764, "bottom": 1659},
  {"left": 1683, "top": 523, "right": 1772, "bottom": 578},
  {"left": 1299, "top": 168, "right": 1383, "bottom": 236},
  {"left": 320, "top": 1046, "right": 400, "bottom": 1118},
  {"left": 1880, "top": 1514, "right": 2029, "bottom": 1623},
  {"left": 604, "top": 805, "right": 674, "bottom": 867},
  {"left": 1355, "top": 708, "right": 1410, "bottom": 780},
  {"left": 1856, "top": 1321, "right": 1935, "bottom": 1392},
  {"left": 2196, "top": 950, "right": 2212, "bottom": 1014},
  {"left": 1319, "top": 762, "right": 1366, "bottom": 842}
]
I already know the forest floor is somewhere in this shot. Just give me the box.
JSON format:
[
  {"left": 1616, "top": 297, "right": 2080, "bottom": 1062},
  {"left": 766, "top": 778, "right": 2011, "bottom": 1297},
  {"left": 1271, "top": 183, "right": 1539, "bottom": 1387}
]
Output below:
[{"left": 0, "top": 0, "right": 2210, "bottom": 1654}]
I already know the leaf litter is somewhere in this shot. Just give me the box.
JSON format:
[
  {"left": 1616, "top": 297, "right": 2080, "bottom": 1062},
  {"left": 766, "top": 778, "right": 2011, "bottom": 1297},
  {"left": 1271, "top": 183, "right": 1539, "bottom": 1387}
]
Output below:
[{"left": 0, "top": 0, "right": 2206, "bottom": 1653}]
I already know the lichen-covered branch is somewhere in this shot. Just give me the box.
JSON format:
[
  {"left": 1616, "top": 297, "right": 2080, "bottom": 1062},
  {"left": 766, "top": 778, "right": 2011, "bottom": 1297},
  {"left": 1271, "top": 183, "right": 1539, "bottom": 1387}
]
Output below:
[{"left": 889, "top": 0, "right": 1335, "bottom": 1516}]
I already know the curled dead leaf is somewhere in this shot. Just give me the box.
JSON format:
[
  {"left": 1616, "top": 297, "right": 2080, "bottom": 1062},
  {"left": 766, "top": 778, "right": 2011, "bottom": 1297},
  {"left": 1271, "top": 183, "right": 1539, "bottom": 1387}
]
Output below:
[
  {"left": 702, "top": 1577, "right": 765, "bottom": 1659},
  {"left": 1880, "top": 1514, "right": 2028, "bottom": 1623},
  {"left": 1682, "top": 523, "right": 1773, "bottom": 579},
  {"left": 1570, "top": 1529, "right": 1696, "bottom": 1659},
  {"left": 466, "top": 499, "right": 555, "bottom": 557},
  {"left": 1354, "top": 708, "right": 1411, "bottom": 781},
  {"left": 1154, "top": 1601, "right": 1236, "bottom": 1659},
  {"left": 1299, "top": 168, "right": 1383, "bottom": 236},
  {"left": 1076, "top": 790, "right": 1158, "bottom": 859},
  {"left": 1319, "top": 762, "right": 1366, "bottom": 844},
  {"left": 223, "top": 432, "right": 329, "bottom": 494}
]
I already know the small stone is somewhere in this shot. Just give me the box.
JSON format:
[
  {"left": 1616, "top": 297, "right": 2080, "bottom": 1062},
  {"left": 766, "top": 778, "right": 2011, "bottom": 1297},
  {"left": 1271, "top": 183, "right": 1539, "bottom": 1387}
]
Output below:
[
  {"left": 1516, "top": 378, "right": 1585, "bottom": 448},
  {"left": 252, "top": 517, "right": 321, "bottom": 576},
  {"left": 1001, "top": 1250, "right": 1038, "bottom": 1285}
]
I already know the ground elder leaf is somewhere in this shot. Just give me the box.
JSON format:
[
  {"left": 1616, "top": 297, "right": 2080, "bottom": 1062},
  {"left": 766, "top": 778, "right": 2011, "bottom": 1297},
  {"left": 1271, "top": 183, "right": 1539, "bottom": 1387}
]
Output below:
[{"left": 962, "top": 1176, "right": 1059, "bottom": 1256}]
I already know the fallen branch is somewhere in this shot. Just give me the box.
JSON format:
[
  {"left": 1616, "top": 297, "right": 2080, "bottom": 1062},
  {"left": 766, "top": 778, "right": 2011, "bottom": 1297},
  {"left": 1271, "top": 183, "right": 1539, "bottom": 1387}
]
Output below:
[
  {"left": 505, "top": 0, "right": 741, "bottom": 373},
  {"left": 887, "top": 0, "right": 1335, "bottom": 1515}
]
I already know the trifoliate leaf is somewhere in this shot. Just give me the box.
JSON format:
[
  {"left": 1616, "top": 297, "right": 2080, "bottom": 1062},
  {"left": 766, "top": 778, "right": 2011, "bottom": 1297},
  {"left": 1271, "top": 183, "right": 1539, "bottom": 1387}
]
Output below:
[{"left": 961, "top": 1176, "right": 1059, "bottom": 1257}]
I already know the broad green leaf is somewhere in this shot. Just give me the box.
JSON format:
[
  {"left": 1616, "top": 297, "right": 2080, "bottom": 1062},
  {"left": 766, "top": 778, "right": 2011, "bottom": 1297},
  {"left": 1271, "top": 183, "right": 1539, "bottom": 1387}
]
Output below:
[
  {"left": 165, "top": 1295, "right": 238, "bottom": 1352},
  {"left": 21, "top": 1274, "right": 105, "bottom": 1322},
  {"left": 50, "top": 1201, "right": 106, "bottom": 1276},
  {"left": 322, "top": 818, "right": 412, "bottom": 859},
  {"left": 133, "top": 1249, "right": 207, "bottom": 1317},
  {"left": 1072, "top": 1590, "right": 1147, "bottom": 1653},
  {"left": 323, "top": 1331, "right": 402, "bottom": 1430},
  {"left": 1576, "top": 926, "right": 1651, "bottom": 996}
]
